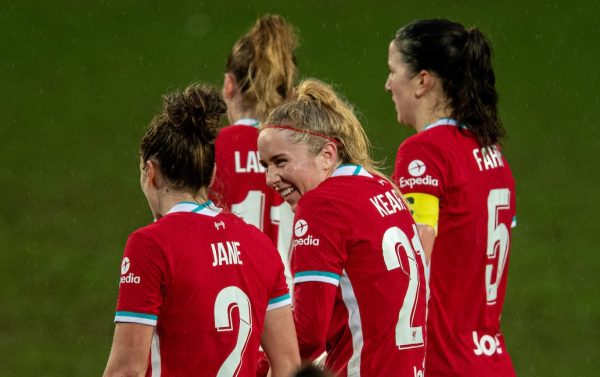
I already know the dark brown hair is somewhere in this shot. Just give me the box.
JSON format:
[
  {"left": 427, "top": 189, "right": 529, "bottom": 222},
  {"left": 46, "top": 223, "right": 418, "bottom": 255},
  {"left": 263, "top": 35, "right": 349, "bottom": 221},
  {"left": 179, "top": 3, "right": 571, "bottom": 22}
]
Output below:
[
  {"left": 393, "top": 18, "right": 505, "bottom": 147},
  {"left": 140, "top": 84, "right": 226, "bottom": 193},
  {"left": 226, "top": 14, "right": 298, "bottom": 121}
]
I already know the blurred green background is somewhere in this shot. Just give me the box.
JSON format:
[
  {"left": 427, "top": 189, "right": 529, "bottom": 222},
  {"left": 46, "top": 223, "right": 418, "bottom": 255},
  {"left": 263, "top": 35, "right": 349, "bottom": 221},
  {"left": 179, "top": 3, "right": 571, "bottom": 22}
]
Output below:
[{"left": 2, "top": 1, "right": 598, "bottom": 375}]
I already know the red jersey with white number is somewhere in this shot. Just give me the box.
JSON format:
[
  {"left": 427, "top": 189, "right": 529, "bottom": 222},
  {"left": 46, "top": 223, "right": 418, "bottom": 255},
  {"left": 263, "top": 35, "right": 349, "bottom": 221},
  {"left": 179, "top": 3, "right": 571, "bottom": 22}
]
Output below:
[
  {"left": 292, "top": 165, "right": 427, "bottom": 377},
  {"left": 210, "top": 120, "right": 293, "bottom": 286},
  {"left": 393, "top": 119, "right": 516, "bottom": 377},
  {"left": 114, "top": 201, "right": 290, "bottom": 377}
]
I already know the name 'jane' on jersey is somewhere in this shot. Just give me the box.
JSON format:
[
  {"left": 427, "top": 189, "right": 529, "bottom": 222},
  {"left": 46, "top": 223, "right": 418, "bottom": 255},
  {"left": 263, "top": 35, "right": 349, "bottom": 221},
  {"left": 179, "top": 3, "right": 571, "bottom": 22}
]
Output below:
[{"left": 211, "top": 241, "right": 244, "bottom": 266}]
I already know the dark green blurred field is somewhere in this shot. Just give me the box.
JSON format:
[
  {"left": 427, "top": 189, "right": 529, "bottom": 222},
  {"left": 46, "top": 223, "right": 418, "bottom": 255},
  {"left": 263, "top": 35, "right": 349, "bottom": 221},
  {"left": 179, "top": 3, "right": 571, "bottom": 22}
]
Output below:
[{"left": 2, "top": 1, "right": 598, "bottom": 375}]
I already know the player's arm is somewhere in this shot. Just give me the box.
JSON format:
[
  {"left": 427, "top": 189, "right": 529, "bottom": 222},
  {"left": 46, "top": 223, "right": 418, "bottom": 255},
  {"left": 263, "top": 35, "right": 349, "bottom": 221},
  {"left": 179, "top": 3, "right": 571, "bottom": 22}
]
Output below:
[
  {"left": 293, "top": 281, "right": 338, "bottom": 361},
  {"left": 103, "top": 323, "right": 153, "bottom": 377},
  {"left": 261, "top": 305, "right": 301, "bottom": 377},
  {"left": 405, "top": 192, "right": 439, "bottom": 264}
]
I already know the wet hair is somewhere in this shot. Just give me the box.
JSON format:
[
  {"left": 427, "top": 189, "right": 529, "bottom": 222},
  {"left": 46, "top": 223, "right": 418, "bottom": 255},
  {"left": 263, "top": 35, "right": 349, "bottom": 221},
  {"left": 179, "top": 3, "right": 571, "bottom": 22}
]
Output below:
[
  {"left": 140, "top": 84, "right": 226, "bottom": 193},
  {"left": 393, "top": 18, "right": 505, "bottom": 147},
  {"left": 265, "top": 79, "right": 379, "bottom": 172},
  {"left": 226, "top": 14, "right": 298, "bottom": 122}
]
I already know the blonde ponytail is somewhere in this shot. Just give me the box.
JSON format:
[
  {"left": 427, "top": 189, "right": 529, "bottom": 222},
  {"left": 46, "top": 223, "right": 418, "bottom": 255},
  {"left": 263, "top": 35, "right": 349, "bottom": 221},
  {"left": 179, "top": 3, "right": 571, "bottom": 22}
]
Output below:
[{"left": 226, "top": 14, "right": 298, "bottom": 122}]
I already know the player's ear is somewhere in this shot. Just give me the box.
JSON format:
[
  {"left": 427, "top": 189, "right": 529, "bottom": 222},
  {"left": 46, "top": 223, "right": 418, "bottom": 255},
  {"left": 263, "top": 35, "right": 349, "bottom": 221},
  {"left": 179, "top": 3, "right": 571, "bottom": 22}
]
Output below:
[
  {"left": 223, "top": 73, "right": 237, "bottom": 100},
  {"left": 320, "top": 141, "right": 339, "bottom": 170},
  {"left": 145, "top": 160, "right": 160, "bottom": 188},
  {"left": 415, "top": 69, "right": 434, "bottom": 98}
]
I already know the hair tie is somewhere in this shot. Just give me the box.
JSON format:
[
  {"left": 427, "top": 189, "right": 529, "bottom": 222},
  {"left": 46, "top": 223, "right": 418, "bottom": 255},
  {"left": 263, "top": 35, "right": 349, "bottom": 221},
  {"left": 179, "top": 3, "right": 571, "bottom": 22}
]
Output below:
[{"left": 262, "top": 124, "right": 338, "bottom": 144}]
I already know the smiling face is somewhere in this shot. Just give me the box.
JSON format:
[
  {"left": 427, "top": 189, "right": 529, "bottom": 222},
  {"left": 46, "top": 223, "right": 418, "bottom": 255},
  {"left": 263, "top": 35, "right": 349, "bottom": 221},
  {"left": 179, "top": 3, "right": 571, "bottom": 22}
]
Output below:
[
  {"left": 385, "top": 41, "right": 420, "bottom": 129},
  {"left": 258, "top": 128, "right": 333, "bottom": 211}
]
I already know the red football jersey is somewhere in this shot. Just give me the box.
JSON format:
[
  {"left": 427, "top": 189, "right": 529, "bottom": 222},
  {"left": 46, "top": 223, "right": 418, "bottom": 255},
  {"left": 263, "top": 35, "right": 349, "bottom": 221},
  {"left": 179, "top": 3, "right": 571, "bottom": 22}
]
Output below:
[
  {"left": 393, "top": 119, "right": 517, "bottom": 377},
  {"left": 114, "top": 201, "right": 291, "bottom": 377},
  {"left": 292, "top": 165, "right": 427, "bottom": 377},
  {"left": 210, "top": 120, "right": 293, "bottom": 286}
]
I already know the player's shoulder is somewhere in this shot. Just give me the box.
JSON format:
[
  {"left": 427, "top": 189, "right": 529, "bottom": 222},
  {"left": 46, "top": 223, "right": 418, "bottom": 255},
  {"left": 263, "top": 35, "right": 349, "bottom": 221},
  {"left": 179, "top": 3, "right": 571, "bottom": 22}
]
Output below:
[
  {"left": 219, "top": 211, "right": 273, "bottom": 241},
  {"left": 217, "top": 124, "right": 258, "bottom": 139},
  {"left": 301, "top": 174, "right": 382, "bottom": 211}
]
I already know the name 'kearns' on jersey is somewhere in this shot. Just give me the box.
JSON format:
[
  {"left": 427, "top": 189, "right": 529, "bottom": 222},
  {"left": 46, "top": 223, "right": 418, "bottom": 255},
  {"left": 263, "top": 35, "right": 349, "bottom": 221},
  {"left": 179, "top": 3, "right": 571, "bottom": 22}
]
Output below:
[{"left": 370, "top": 189, "right": 408, "bottom": 217}]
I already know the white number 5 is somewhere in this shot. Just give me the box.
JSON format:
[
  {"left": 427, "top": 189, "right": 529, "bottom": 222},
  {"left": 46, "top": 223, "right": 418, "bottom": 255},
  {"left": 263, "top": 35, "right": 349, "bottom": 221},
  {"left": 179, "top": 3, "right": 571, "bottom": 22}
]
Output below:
[
  {"left": 382, "top": 225, "right": 425, "bottom": 349},
  {"left": 485, "top": 188, "right": 511, "bottom": 305},
  {"left": 214, "top": 286, "right": 252, "bottom": 377}
]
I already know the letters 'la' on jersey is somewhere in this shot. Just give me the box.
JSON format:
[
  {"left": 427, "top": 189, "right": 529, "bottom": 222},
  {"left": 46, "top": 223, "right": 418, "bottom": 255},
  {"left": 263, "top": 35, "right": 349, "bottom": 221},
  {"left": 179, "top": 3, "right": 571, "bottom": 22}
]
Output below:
[
  {"left": 292, "top": 165, "right": 427, "bottom": 377},
  {"left": 114, "top": 201, "right": 290, "bottom": 377},
  {"left": 210, "top": 120, "right": 293, "bottom": 285},
  {"left": 393, "top": 119, "right": 517, "bottom": 377}
]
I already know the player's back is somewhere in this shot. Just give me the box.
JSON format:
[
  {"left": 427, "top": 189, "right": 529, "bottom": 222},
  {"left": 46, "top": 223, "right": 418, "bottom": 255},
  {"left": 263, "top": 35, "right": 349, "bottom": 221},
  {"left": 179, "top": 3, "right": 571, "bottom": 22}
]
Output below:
[
  {"left": 211, "top": 123, "right": 293, "bottom": 281},
  {"left": 395, "top": 124, "right": 516, "bottom": 376},
  {"left": 121, "top": 202, "right": 289, "bottom": 376},
  {"left": 293, "top": 166, "right": 427, "bottom": 376}
]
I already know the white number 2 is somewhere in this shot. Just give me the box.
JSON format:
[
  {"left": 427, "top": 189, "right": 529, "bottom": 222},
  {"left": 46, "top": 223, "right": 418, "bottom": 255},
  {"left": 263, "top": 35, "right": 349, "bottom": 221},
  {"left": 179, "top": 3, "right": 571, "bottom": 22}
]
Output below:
[
  {"left": 214, "top": 286, "right": 252, "bottom": 377},
  {"left": 382, "top": 225, "right": 425, "bottom": 349},
  {"left": 485, "top": 188, "right": 511, "bottom": 305}
]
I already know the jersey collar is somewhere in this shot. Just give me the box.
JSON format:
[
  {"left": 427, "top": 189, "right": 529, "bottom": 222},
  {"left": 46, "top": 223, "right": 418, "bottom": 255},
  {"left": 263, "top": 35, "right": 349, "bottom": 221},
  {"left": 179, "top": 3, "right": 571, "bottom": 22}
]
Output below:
[
  {"left": 166, "top": 201, "right": 222, "bottom": 217},
  {"left": 424, "top": 117, "right": 459, "bottom": 130},
  {"left": 234, "top": 118, "right": 260, "bottom": 128},
  {"left": 331, "top": 164, "right": 373, "bottom": 178}
]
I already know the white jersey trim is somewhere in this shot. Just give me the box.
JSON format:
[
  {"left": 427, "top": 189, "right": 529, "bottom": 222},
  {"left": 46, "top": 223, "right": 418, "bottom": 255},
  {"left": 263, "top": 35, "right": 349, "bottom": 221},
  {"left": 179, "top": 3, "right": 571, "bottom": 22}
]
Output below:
[
  {"left": 234, "top": 118, "right": 260, "bottom": 128},
  {"left": 267, "top": 293, "right": 292, "bottom": 311},
  {"left": 114, "top": 311, "right": 158, "bottom": 326},
  {"left": 167, "top": 201, "right": 222, "bottom": 217},
  {"left": 424, "top": 117, "right": 458, "bottom": 130},
  {"left": 294, "top": 271, "right": 341, "bottom": 287},
  {"left": 340, "top": 270, "right": 364, "bottom": 377},
  {"left": 151, "top": 330, "right": 161, "bottom": 377},
  {"left": 331, "top": 164, "right": 373, "bottom": 178}
]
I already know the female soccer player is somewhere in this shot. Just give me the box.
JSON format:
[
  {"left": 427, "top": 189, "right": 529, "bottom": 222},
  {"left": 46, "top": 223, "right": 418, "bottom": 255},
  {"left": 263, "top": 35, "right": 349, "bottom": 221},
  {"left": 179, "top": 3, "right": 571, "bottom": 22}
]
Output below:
[
  {"left": 385, "top": 19, "right": 517, "bottom": 376},
  {"left": 210, "top": 14, "right": 297, "bottom": 282},
  {"left": 103, "top": 84, "right": 299, "bottom": 377},
  {"left": 258, "top": 79, "right": 427, "bottom": 377}
]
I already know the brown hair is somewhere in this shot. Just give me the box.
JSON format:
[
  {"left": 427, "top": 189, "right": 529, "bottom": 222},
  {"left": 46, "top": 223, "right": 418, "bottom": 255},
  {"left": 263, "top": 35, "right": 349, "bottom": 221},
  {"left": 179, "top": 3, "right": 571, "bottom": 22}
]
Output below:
[
  {"left": 226, "top": 14, "right": 298, "bottom": 121},
  {"left": 265, "top": 79, "right": 379, "bottom": 172},
  {"left": 393, "top": 18, "right": 505, "bottom": 147},
  {"left": 140, "top": 84, "right": 226, "bottom": 193}
]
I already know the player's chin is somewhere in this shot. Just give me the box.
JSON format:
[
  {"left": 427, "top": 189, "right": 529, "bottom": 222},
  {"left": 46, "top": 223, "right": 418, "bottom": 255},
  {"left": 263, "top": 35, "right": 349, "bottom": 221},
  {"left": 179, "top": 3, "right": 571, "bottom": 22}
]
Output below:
[{"left": 285, "top": 192, "right": 300, "bottom": 211}]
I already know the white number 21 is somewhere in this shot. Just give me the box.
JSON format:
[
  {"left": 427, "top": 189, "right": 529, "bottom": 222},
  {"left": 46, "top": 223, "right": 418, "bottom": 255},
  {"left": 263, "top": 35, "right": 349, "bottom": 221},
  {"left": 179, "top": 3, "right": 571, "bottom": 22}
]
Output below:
[{"left": 381, "top": 225, "right": 425, "bottom": 349}]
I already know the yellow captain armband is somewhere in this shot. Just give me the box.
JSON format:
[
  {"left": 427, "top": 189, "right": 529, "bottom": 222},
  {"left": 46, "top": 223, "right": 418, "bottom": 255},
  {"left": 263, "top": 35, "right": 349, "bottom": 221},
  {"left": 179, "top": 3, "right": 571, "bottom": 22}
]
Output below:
[{"left": 404, "top": 192, "right": 439, "bottom": 234}]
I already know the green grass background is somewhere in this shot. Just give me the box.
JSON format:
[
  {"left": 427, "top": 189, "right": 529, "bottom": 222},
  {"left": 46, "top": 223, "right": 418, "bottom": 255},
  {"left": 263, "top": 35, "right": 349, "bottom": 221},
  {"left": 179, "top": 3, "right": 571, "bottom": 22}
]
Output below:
[{"left": 1, "top": 1, "right": 598, "bottom": 375}]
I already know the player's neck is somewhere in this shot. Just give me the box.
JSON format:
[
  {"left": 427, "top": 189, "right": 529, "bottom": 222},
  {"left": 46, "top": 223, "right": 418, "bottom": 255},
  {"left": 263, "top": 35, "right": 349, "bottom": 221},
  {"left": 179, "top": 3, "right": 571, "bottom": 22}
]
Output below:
[
  {"left": 226, "top": 99, "right": 258, "bottom": 125},
  {"left": 154, "top": 189, "right": 208, "bottom": 218}
]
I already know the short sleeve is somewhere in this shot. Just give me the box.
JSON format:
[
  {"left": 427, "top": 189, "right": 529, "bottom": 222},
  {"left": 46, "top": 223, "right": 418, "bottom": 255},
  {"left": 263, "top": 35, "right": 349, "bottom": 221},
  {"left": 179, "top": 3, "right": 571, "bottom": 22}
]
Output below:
[
  {"left": 267, "top": 246, "right": 292, "bottom": 311},
  {"left": 114, "top": 230, "right": 166, "bottom": 326},
  {"left": 393, "top": 138, "right": 445, "bottom": 199},
  {"left": 291, "top": 194, "right": 348, "bottom": 288}
]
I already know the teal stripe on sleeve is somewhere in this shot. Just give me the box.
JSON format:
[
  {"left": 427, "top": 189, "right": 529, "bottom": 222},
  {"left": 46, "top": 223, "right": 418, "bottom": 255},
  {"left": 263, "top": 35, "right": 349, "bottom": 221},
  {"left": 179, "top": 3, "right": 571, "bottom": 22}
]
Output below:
[
  {"left": 294, "top": 270, "right": 341, "bottom": 280},
  {"left": 115, "top": 311, "right": 158, "bottom": 320},
  {"left": 268, "top": 293, "right": 291, "bottom": 305}
]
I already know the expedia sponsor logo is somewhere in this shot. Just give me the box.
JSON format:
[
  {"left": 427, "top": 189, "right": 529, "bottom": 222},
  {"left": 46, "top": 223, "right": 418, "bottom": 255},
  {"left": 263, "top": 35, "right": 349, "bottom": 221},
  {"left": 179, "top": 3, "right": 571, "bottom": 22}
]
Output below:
[
  {"left": 292, "top": 234, "right": 320, "bottom": 247},
  {"left": 120, "top": 273, "right": 141, "bottom": 284},
  {"left": 399, "top": 175, "right": 439, "bottom": 189},
  {"left": 408, "top": 159, "right": 426, "bottom": 177},
  {"left": 294, "top": 219, "right": 308, "bottom": 237},
  {"left": 120, "top": 257, "right": 141, "bottom": 284},
  {"left": 292, "top": 219, "right": 320, "bottom": 247}
]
